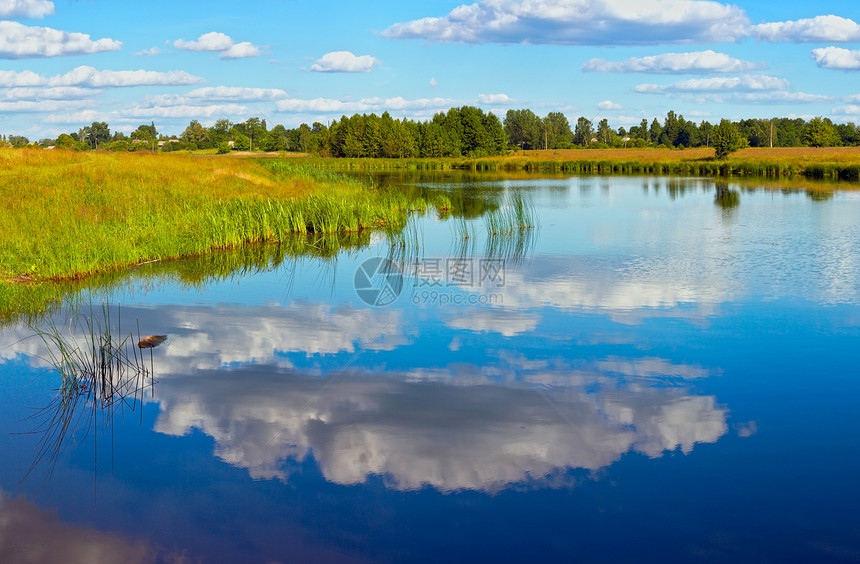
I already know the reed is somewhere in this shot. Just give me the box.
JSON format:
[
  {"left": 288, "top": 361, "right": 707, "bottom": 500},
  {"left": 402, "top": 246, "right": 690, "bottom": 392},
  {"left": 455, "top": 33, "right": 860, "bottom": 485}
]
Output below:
[
  {"left": 23, "top": 303, "right": 157, "bottom": 479},
  {"left": 0, "top": 151, "right": 414, "bottom": 285},
  {"left": 294, "top": 147, "right": 860, "bottom": 182}
]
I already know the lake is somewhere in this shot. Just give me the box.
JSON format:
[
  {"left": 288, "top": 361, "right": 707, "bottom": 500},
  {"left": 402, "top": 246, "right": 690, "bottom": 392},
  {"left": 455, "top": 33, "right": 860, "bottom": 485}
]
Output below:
[{"left": 2, "top": 174, "right": 859, "bottom": 563}]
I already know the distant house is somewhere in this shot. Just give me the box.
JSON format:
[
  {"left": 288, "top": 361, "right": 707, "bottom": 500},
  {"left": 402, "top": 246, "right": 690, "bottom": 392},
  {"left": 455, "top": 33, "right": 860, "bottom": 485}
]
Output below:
[
  {"left": 45, "top": 146, "right": 55, "bottom": 150},
  {"left": 227, "top": 140, "right": 235, "bottom": 147}
]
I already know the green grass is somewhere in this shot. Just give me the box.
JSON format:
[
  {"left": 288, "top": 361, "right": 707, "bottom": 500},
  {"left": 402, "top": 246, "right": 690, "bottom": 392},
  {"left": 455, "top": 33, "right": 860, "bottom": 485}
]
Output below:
[
  {"left": 291, "top": 148, "right": 860, "bottom": 181},
  {"left": 0, "top": 150, "right": 423, "bottom": 319},
  {"left": 1, "top": 151, "right": 414, "bottom": 272}
]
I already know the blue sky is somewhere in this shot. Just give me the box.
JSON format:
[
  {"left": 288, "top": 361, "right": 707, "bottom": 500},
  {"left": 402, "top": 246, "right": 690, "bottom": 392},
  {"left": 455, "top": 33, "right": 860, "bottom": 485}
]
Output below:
[{"left": 2, "top": 0, "right": 860, "bottom": 139}]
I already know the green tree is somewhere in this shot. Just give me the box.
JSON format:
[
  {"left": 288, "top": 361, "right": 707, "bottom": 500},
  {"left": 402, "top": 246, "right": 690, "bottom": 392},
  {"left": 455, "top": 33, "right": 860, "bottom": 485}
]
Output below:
[
  {"left": 55, "top": 133, "right": 77, "bottom": 149},
  {"left": 713, "top": 119, "right": 743, "bottom": 159},
  {"left": 9, "top": 135, "right": 29, "bottom": 147},
  {"left": 649, "top": 118, "right": 663, "bottom": 145},
  {"left": 803, "top": 117, "right": 839, "bottom": 147},
  {"left": 543, "top": 112, "right": 572, "bottom": 149},
  {"left": 573, "top": 117, "right": 594, "bottom": 147},
  {"left": 181, "top": 120, "right": 209, "bottom": 148},
  {"left": 504, "top": 109, "right": 541, "bottom": 150},
  {"left": 81, "top": 121, "right": 110, "bottom": 149},
  {"left": 596, "top": 118, "right": 614, "bottom": 145},
  {"left": 232, "top": 133, "right": 250, "bottom": 151}
]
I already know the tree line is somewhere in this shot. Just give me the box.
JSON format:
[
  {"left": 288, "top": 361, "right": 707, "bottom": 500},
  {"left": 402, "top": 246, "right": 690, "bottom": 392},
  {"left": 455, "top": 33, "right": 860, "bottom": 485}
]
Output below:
[{"left": 4, "top": 108, "right": 859, "bottom": 155}]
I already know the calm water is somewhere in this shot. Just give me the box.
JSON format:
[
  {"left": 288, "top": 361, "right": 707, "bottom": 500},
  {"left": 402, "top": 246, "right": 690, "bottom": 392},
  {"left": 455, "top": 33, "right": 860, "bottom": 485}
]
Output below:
[{"left": 2, "top": 175, "right": 859, "bottom": 563}]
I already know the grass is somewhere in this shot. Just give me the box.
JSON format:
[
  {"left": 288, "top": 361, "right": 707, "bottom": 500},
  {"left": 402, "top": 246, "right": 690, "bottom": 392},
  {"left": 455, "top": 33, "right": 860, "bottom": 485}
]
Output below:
[
  {"left": 0, "top": 150, "right": 416, "bottom": 308},
  {"left": 0, "top": 231, "right": 376, "bottom": 322},
  {"left": 23, "top": 302, "right": 156, "bottom": 480},
  {"left": 294, "top": 147, "right": 860, "bottom": 181}
]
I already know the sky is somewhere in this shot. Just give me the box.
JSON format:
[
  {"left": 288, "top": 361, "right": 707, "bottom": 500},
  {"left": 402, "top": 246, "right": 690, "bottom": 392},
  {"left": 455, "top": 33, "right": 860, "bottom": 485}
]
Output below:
[{"left": 2, "top": 0, "right": 860, "bottom": 139}]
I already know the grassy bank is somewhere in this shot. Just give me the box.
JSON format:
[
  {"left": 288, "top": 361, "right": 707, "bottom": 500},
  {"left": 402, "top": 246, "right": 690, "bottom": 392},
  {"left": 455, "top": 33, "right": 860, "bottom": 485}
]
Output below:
[
  {"left": 298, "top": 147, "right": 860, "bottom": 181},
  {"left": 1, "top": 150, "right": 413, "bottom": 317}
]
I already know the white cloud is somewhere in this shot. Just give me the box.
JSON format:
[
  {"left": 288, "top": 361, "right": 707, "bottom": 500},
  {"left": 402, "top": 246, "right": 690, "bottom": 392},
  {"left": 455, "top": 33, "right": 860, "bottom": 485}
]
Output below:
[
  {"left": 133, "top": 47, "right": 161, "bottom": 57},
  {"left": 634, "top": 75, "right": 829, "bottom": 105},
  {"left": 382, "top": 0, "right": 751, "bottom": 45},
  {"left": 138, "top": 87, "right": 288, "bottom": 109},
  {"left": 731, "top": 92, "right": 830, "bottom": 104},
  {"left": 598, "top": 100, "right": 622, "bottom": 110},
  {"left": 811, "top": 46, "right": 860, "bottom": 70},
  {"left": 310, "top": 51, "right": 380, "bottom": 73},
  {"left": 0, "top": 86, "right": 97, "bottom": 101},
  {"left": 753, "top": 15, "right": 860, "bottom": 43},
  {"left": 0, "top": 21, "right": 121, "bottom": 58},
  {"left": 477, "top": 93, "right": 515, "bottom": 105},
  {"left": 173, "top": 31, "right": 233, "bottom": 51},
  {"left": 149, "top": 362, "right": 726, "bottom": 490},
  {"left": 276, "top": 96, "right": 458, "bottom": 114},
  {"left": 0, "top": 99, "right": 91, "bottom": 113},
  {"left": 0, "top": 69, "right": 44, "bottom": 86},
  {"left": 221, "top": 42, "right": 260, "bottom": 59},
  {"left": 582, "top": 50, "right": 763, "bottom": 74},
  {"left": 185, "top": 86, "right": 287, "bottom": 101},
  {"left": 0, "top": 66, "right": 204, "bottom": 93},
  {"left": 831, "top": 105, "right": 860, "bottom": 115},
  {"left": 47, "top": 66, "right": 205, "bottom": 88},
  {"left": 430, "top": 77, "right": 438, "bottom": 87},
  {"left": 121, "top": 103, "right": 251, "bottom": 120},
  {"left": 635, "top": 74, "right": 790, "bottom": 94},
  {"left": 173, "top": 32, "right": 261, "bottom": 59},
  {"left": 43, "top": 102, "right": 253, "bottom": 124},
  {"left": 0, "top": 0, "right": 54, "bottom": 19}
]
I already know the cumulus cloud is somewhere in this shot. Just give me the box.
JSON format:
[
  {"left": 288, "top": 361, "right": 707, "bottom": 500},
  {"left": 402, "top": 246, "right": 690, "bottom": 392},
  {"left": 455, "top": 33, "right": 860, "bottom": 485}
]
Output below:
[
  {"left": 120, "top": 103, "right": 251, "bottom": 120},
  {"left": 811, "top": 46, "right": 860, "bottom": 70},
  {"left": 173, "top": 31, "right": 233, "bottom": 51},
  {"left": 132, "top": 46, "right": 161, "bottom": 57},
  {"left": 731, "top": 92, "right": 830, "bottom": 104},
  {"left": 150, "top": 361, "right": 726, "bottom": 490},
  {"left": 477, "top": 93, "right": 515, "bottom": 105},
  {"left": 382, "top": 0, "right": 751, "bottom": 45},
  {"left": 0, "top": 99, "right": 91, "bottom": 113},
  {"left": 47, "top": 66, "right": 205, "bottom": 88},
  {"left": 173, "top": 31, "right": 261, "bottom": 59},
  {"left": 0, "top": 66, "right": 204, "bottom": 102},
  {"left": 0, "top": 86, "right": 97, "bottom": 101},
  {"left": 185, "top": 86, "right": 287, "bottom": 101},
  {"left": 310, "top": 51, "right": 380, "bottom": 73},
  {"left": 598, "top": 100, "right": 622, "bottom": 110},
  {"left": 0, "top": 69, "right": 43, "bottom": 86},
  {"left": 582, "top": 50, "right": 763, "bottom": 74},
  {"left": 141, "top": 87, "right": 288, "bottom": 108},
  {"left": 831, "top": 105, "right": 860, "bottom": 116},
  {"left": 634, "top": 75, "right": 829, "bottom": 105},
  {"left": 0, "top": 0, "right": 53, "bottom": 18},
  {"left": 43, "top": 102, "right": 252, "bottom": 124},
  {"left": 0, "top": 21, "right": 121, "bottom": 58},
  {"left": 276, "top": 95, "right": 458, "bottom": 114},
  {"left": 635, "top": 74, "right": 790, "bottom": 94},
  {"left": 753, "top": 15, "right": 860, "bottom": 43},
  {"left": 221, "top": 41, "right": 261, "bottom": 59}
]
